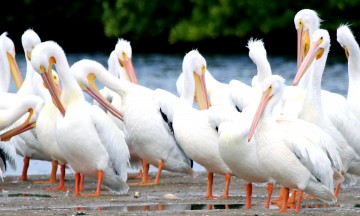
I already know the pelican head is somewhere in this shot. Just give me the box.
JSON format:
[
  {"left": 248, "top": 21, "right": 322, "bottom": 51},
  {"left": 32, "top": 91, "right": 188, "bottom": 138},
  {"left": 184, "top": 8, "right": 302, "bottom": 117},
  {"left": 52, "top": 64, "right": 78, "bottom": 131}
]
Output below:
[
  {"left": 108, "top": 50, "right": 120, "bottom": 78},
  {"left": 31, "top": 41, "right": 66, "bottom": 116},
  {"left": 293, "top": 29, "right": 330, "bottom": 86},
  {"left": 294, "top": 9, "right": 322, "bottom": 68},
  {"left": 247, "top": 38, "right": 272, "bottom": 85},
  {"left": 114, "top": 38, "right": 137, "bottom": 83},
  {"left": 247, "top": 38, "right": 267, "bottom": 64},
  {"left": 21, "top": 29, "right": 41, "bottom": 61},
  {"left": 248, "top": 75, "right": 285, "bottom": 142},
  {"left": 337, "top": 24, "right": 356, "bottom": 59},
  {"left": 0, "top": 95, "right": 44, "bottom": 141},
  {"left": 0, "top": 32, "right": 23, "bottom": 89},
  {"left": 182, "top": 49, "right": 210, "bottom": 110},
  {"left": 71, "top": 59, "right": 124, "bottom": 121}
]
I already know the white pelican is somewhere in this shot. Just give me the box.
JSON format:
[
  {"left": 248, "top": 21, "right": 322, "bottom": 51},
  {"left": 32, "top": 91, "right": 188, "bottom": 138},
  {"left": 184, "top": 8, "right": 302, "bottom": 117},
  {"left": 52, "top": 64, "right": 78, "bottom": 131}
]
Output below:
[
  {"left": 0, "top": 32, "right": 23, "bottom": 92},
  {"left": 98, "top": 38, "right": 137, "bottom": 108},
  {"left": 337, "top": 24, "right": 360, "bottom": 119},
  {"left": 248, "top": 75, "right": 337, "bottom": 213},
  {"left": 8, "top": 29, "right": 53, "bottom": 182},
  {"left": 113, "top": 38, "right": 137, "bottom": 83},
  {"left": 294, "top": 9, "right": 321, "bottom": 74},
  {"left": 31, "top": 41, "right": 130, "bottom": 196},
  {"left": 95, "top": 40, "right": 143, "bottom": 178},
  {"left": 294, "top": 11, "right": 360, "bottom": 160},
  {"left": 293, "top": 29, "right": 360, "bottom": 192},
  {"left": 219, "top": 38, "right": 342, "bottom": 207},
  {"left": 72, "top": 58, "right": 194, "bottom": 186},
  {"left": 277, "top": 9, "right": 320, "bottom": 119},
  {"left": 217, "top": 110, "right": 274, "bottom": 208},
  {"left": 0, "top": 95, "right": 44, "bottom": 180},
  {"left": 175, "top": 51, "right": 236, "bottom": 110},
  {"left": 32, "top": 71, "right": 69, "bottom": 189},
  {"left": 106, "top": 44, "right": 143, "bottom": 174},
  {"left": 155, "top": 50, "right": 232, "bottom": 199}
]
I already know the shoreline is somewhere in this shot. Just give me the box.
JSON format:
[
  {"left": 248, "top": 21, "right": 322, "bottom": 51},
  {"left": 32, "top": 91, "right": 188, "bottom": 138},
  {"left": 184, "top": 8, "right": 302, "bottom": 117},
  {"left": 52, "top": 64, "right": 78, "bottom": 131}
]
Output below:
[{"left": 1, "top": 171, "right": 360, "bottom": 215}]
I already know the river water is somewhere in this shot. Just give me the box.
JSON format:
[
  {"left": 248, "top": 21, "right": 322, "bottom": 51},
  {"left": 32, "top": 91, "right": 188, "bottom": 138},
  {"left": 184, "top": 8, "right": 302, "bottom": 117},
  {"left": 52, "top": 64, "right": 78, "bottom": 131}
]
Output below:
[{"left": 6, "top": 52, "right": 349, "bottom": 176}]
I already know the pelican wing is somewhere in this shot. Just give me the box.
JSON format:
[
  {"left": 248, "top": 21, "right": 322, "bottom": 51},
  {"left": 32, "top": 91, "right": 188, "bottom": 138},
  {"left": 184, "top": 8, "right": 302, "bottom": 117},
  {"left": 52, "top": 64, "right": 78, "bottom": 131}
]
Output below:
[
  {"left": 154, "top": 88, "right": 193, "bottom": 167},
  {"left": 323, "top": 91, "right": 360, "bottom": 155},
  {"left": 277, "top": 116, "right": 340, "bottom": 189},
  {"left": 88, "top": 104, "right": 130, "bottom": 181},
  {"left": 228, "top": 79, "right": 254, "bottom": 112},
  {"left": 278, "top": 115, "right": 343, "bottom": 171},
  {"left": 0, "top": 141, "right": 16, "bottom": 176},
  {"left": 154, "top": 88, "right": 182, "bottom": 124}
]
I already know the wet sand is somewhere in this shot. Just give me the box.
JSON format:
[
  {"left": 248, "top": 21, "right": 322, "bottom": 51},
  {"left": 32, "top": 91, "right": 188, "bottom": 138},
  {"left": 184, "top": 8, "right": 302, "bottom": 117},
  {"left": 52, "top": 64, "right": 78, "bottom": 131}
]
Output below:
[{"left": 1, "top": 171, "right": 360, "bottom": 215}]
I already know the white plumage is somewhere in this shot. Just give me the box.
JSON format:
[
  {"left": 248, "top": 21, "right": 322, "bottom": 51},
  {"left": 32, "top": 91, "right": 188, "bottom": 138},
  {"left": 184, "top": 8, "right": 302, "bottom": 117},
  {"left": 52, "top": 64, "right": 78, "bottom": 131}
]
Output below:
[
  {"left": 157, "top": 50, "right": 232, "bottom": 199},
  {"left": 31, "top": 41, "right": 129, "bottom": 195},
  {"left": 337, "top": 24, "right": 360, "bottom": 120},
  {"left": 72, "top": 58, "right": 193, "bottom": 186},
  {"left": 293, "top": 29, "right": 360, "bottom": 184},
  {"left": 249, "top": 75, "right": 337, "bottom": 213}
]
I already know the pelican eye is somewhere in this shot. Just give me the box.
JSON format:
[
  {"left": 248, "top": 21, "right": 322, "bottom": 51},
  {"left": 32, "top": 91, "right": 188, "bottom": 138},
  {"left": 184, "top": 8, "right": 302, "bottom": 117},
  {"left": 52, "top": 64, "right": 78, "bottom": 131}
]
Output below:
[
  {"left": 40, "top": 65, "right": 46, "bottom": 73},
  {"left": 119, "top": 59, "right": 125, "bottom": 67},
  {"left": 201, "top": 65, "right": 206, "bottom": 74},
  {"left": 122, "top": 52, "right": 128, "bottom": 61}
]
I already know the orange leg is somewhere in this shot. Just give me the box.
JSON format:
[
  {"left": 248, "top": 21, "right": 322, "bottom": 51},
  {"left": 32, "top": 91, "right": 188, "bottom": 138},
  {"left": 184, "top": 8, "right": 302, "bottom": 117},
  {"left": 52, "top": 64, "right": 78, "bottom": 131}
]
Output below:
[
  {"left": 80, "top": 174, "right": 85, "bottom": 191},
  {"left": 272, "top": 186, "right": 284, "bottom": 204},
  {"left": 220, "top": 173, "right": 231, "bottom": 199},
  {"left": 82, "top": 170, "right": 103, "bottom": 196},
  {"left": 35, "top": 160, "right": 58, "bottom": 184},
  {"left": 279, "top": 187, "right": 290, "bottom": 213},
  {"left": 75, "top": 172, "right": 81, "bottom": 196},
  {"left": 130, "top": 160, "right": 163, "bottom": 186},
  {"left": 245, "top": 182, "right": 252, "bottom": 209},
  {"left": 18, "top": 157, "right": 30, "bottom": 181},
  {"left": 46, "top": 164, "right": 70, "bottom": 190},
  {"left": 148, "top": 160, "right": 163, "bottom": 185},
  {"left": 130, "top": 159, "right": 149, "bottom": 185},
  {"left": 205, "top": 172, "right": 215, "bottom": 199},
  {"left": 295, "top": 189, "right": 303, "bottom": 213},
  {"left": 265, "top": 182, "right": 273, "bottom": 209},
  {"left": 141, "top": 160, "right": 150, "bottom": 184},
  {"left": 288, "top": 189, "right": 297, "bottom": 203},
  {"left": 334, "top": 181, "right": 341, "bottom": 197}
]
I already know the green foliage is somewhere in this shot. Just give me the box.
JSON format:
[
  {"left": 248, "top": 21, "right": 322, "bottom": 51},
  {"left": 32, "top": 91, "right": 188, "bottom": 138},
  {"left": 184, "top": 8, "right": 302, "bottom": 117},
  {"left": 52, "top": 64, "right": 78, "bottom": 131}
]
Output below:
[
  {"left": 168, "top": 0, "right": 299, "bottom": 43},
  {"left": 102, "top": 0, "right": 192, "bottom": 41},
  {"left": 2, "top": 0, "right": 360, "bottom": 53}
]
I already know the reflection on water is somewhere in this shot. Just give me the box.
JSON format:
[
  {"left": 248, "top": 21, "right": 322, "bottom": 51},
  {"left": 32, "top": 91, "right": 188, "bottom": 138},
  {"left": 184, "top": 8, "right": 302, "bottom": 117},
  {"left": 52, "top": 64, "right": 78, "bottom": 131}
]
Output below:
[
  {"left": 0, "top": 200, "right": 354, "bottom": 213},
  {"left": 0, "top": 193, "right": 51, "bottom": 198},
  {"left": 74, "top": 203, "right": 244, "bottom": 212},
  {"left": 72, "top": 202, "right": 347, "bottom": 213},
  {"left": 7, "top": 53, "right": 348, "bottom": 176}
]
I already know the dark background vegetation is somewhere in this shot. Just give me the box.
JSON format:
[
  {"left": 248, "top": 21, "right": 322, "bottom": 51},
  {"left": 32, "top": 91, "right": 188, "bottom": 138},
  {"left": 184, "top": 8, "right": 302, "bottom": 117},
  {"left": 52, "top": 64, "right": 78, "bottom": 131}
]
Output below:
[{"left": 2, "top": 0, "right": 360, "bottom": 56}]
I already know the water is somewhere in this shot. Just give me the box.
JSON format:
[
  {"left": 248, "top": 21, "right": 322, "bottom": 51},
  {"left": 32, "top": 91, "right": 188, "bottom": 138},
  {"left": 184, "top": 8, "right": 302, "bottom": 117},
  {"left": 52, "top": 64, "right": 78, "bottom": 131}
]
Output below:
[{"left": 6, "top": 52, "right": 349, "bottom": 176}]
